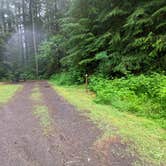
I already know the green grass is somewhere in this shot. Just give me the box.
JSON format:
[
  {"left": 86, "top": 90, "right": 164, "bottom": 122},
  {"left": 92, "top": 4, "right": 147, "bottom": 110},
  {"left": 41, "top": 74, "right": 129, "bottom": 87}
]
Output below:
[
  {"left": 30, "top": 85, "right": 53, "bottom": 135},
  {"left": 50, "top": 83, "right": 166, "bottom": 165},
  {"left": 30, "top": 85, "right": 42, "bottom": 102},
  {"left": 33, "top": 105, "right": 53, "bottom": 135},
  {"left": 0, "top": 83, "right": 22, "bottom": 105}
]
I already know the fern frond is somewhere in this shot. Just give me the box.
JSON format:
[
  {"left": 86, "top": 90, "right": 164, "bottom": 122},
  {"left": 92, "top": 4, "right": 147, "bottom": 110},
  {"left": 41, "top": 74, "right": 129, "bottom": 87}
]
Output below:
[
  {"left": 156, "top": 21, "right": 166, "bottom": 30},
  {"left": 152, "top": 6, "right": 166, "bottom": 18},
  {"left": 102, "top": 7, "right": 127, "bottom": 22},
  {"left": 124, "top": 7, "right": 147, "bottom": 29},
  {"left": 94, "top": 32, "right": 111, "bottom": 49},
  {"left": 95, "top": 51, "right": 108, "bottom": 60},
  {"left": 79, "top": 58, "right": 95, "bottom": 65},
  {"left": 136, "top": 18, "right": 153, "bottom": 27}
]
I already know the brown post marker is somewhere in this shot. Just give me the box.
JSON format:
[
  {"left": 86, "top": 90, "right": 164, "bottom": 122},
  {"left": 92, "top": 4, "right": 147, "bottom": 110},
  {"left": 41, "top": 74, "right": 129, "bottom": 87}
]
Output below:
[{"left": 85, "top": 74, "right": 88, "bottom": 93}]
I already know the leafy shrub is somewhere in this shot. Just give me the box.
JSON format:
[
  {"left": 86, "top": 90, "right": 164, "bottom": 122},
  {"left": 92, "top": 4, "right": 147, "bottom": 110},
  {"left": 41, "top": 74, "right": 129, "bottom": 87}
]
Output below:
[
  {"left": 50, "top": 70, "right": 84, "bottom": 85},
  {"left": 89, "top": 73, "right": 166, "bottom": 128}
]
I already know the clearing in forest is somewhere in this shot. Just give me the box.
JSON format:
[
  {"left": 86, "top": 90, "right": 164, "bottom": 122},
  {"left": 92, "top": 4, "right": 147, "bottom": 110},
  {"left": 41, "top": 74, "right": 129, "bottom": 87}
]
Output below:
[
  {"left": 0, "top": 82, "right": 142, "bottom": 166},
  {"left": 0, "top": 81, "right": 165, "bottom": 166}
]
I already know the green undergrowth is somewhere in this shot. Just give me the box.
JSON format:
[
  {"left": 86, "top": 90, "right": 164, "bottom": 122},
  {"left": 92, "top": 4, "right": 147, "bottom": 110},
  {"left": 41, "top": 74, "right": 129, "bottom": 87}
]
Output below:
[
  {"left": 89, "top": 74, "right": 166, "bottom": 129},
  {"left": 0, "top": 83, "right": 21, "bottom": 105},
  {"left": 50, "top": 71, "right": 84, "bottom": 85},
  {"left": 50, "top": 82, "right": 166, "bottom": 165}
]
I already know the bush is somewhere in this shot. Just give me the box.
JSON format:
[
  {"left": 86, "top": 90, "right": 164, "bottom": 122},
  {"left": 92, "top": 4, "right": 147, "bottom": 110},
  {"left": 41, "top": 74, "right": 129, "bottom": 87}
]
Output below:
[
  {"left": 89, "top": 73, "right": 166, "bottom": 128},
  {"left": 50, "top": 70, "right": 84, "bottom": 85}
]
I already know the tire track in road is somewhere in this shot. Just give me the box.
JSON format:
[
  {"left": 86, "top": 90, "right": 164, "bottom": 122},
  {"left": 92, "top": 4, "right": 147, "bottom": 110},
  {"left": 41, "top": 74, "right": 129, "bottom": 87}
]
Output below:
[{"left": 0, "top": 81, "right": 138, "bottom": 166}]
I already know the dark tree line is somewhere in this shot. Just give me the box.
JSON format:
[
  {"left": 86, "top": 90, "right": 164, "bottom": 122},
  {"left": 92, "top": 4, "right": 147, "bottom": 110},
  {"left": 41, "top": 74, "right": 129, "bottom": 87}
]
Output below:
[
  {"left": 37, "top": 0, "right": 166, "bottom": 80},
  {"left": 0, "top": 0, "right": 166, "bottom": 80}
]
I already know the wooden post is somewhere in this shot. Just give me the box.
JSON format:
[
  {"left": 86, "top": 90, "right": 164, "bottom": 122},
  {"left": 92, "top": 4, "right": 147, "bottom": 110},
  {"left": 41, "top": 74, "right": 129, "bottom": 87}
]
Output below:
[{"left": 85, "top": 74, "right": 88, "bottom": 93}]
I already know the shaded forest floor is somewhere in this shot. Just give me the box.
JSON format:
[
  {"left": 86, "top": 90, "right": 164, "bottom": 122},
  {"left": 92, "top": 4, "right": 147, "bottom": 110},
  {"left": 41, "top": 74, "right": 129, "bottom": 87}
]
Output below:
[
  {"left": 0, "top": 81, "right": 136, "bottom": 166},
  {"left": 0, "top": 81, "right": 165, "bottom": 166}
]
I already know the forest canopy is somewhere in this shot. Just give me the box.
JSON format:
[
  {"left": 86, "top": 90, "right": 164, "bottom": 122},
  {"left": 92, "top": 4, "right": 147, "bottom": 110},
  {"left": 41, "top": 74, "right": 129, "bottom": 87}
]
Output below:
[
  {"left": 0, "top": 0, "right": 165, "bottom": 80},
  {"left": 38, "top": 0, "right": 166, "bottom": 78}
]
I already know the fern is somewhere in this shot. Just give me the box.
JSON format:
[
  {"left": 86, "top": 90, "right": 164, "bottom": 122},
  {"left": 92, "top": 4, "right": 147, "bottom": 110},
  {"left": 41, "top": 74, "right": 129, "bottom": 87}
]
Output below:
[
  {"left": 156, "top": 21, "right": 166, "bottom": 30},
  {"left": 93, "top": 32, "right": 111, "bottom": 50},
  {"left": 136, "top": 18, "right": 153, "bottom": 27},
  {"left": 124, "top": 7, "right": 147, "bottom": 29},
  {"left": 102, "top": 7, "right": 127, "bottom": 22},
  {"left": 95, "top": 51, "right": 108, "bottom": 60},
  {"left": 79, "top": 58, "right": 95, "bottom": 65},
  {"left": 152, "top": 6, "right": 166, "bottom": 18}
]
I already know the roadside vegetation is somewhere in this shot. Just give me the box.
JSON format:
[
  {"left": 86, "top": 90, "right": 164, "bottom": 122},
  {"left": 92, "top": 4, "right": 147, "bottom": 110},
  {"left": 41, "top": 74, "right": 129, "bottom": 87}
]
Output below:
[
  {"left": 50, "top": 81, "right": 166, "bottom": 165},
  {"left": 0, "top": 84, "right": 21, "bottom": 105},
  {"left": 51, "top": 73, "right": 166, "bottom": 129},
  {"left": 89, "top": 74, "right": 166, "bottom": 129}
]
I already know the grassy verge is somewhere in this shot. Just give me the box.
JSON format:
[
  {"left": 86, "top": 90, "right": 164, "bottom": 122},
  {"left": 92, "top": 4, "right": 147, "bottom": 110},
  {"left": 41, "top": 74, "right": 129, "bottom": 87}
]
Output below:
[
  {"left": 0, "top": 83, "right": 22, "bottom": 105},
  {"left": 50, "top": 83, "right": 166, "bottom": 165}
]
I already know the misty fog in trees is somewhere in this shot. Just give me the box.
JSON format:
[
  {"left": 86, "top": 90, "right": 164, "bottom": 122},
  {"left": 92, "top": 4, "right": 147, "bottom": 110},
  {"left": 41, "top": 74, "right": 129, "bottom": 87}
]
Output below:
[
  {"left": 0, "top": 0, "right": 166, "bottom": 80},
  {"left": 0, "top": 0, "right": 69, "bottom": 79}
]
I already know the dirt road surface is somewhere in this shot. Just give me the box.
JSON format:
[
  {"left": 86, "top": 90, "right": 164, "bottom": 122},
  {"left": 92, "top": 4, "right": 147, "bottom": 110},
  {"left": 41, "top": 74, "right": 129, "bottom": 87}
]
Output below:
[{"left": 0, "top": 81, "right": 137, "bottom": 166}]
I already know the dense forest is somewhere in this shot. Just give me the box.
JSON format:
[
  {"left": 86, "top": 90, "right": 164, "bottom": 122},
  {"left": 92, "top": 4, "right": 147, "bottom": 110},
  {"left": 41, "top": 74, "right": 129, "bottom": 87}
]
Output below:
[
  {"left": 0, "top": 0, "right": 166, "bottom": 126},
  {"left": 0, "top": 1, "right": 166, "bottom": 164},
  {"left": 40, "top": 0, "right": 166, "bottom": 78},
  {"left": 0, "top": 0, "right": 166, "bottom": 79}
]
